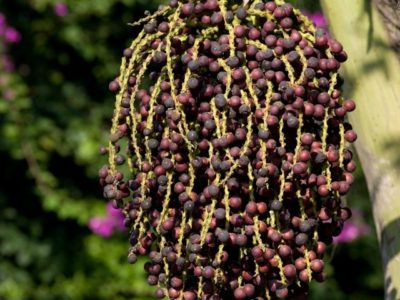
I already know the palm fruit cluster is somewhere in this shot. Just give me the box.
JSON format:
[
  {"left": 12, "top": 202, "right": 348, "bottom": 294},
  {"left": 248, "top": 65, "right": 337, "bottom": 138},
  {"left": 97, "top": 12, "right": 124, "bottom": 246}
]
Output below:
[{"left": 99, "top": 0, "right": 357, "bottom": 298}]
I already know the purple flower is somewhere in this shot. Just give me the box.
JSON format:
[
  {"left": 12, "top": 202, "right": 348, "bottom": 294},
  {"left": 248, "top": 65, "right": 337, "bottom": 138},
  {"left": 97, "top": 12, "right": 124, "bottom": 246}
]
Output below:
[
  {"left": 333, "top": 222, "right": 370, "bottom": 243},
  {"left": 0, "top": 13, "right": 5, "bottom": 26},
  {"left": 2, "top": 89, "right": 15, "bottom": 101},
  {"left": 2, "top": 55, "right": 15, "bottom": 72},
  {"left": 54, "top": 3, "right": 69, "bottom": 17},
  {"left": 303, "top": 11, "right": 327, "bottom": 29},
  {"left": 106, "top": 202, "right": 126, "bottom": 230},
  {"left": 4, "top": 27, "right": 21, "bottom": 44},
  {"left": 0, "top": 14, "right": 7, "bottom": 36},
  {"left": 88, "top": 217, "right": 115, "bottom": 238},
  {"left": 88, "top": 201, "right": 125, "bottom": 237},
  {"left": 333, "top": 209, "right": 371, "bottom": 244},
  {"left": 106, "top": 201, "right": 122, "bottom": 218}
]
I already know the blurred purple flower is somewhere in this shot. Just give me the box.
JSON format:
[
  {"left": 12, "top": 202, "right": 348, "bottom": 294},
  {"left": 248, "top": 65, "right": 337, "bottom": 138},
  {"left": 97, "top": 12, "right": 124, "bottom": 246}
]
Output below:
[
  {"left": 0, "top": 13, "right": 5, "bottom": 26},
  {"left": 4, "top": 27, "right": 21, "bottom": 44},
  {"left": 302, "top": 10, "right": 328, "bottom": 29},
  {"left": 54, "top": 3, "right": 69, "bottom": 17},
  {"left": 0, "top": 13, "right": 7, "bottom": 35},
  {"left": 334, "top": 222, "right": 370, "bottom": 243},
  {"left": 2, "top": 55, "right": 14, "bottom": 72},
  {"left": 106, "top": 201, "right": 126, "bottom": 231},
  {"left": 2, "top": 89, "right": 15, "bottom": 101},
  {"left": 88, "top": 217, "right": 115, "bottom": 238},
  {"left": 333, "top": 209, "right": 371, "bottom": 244},
  {"left": 106, "top": 201, "right": 121, "bottom": 217},
  {"left": 88, "top": 202, "right": 125, "bottom": 238}
]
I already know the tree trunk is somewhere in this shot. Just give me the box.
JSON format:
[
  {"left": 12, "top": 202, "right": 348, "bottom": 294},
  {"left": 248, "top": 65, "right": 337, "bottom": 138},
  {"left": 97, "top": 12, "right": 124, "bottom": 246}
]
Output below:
[
  {"left": 320, "top": 1, "right": 400, "bottom": 299},
  {"left": 374, "top": 0, "right": 400, "bottom": 59}
]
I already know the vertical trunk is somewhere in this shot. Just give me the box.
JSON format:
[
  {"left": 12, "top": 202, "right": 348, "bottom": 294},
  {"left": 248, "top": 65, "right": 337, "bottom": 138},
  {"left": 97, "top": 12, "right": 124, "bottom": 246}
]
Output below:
[
  {"left": 321, "top": 0, "right": 400, "bottom": 299},
  {"left": 374, "top": 0, "right": 400, "bottom": 60}
]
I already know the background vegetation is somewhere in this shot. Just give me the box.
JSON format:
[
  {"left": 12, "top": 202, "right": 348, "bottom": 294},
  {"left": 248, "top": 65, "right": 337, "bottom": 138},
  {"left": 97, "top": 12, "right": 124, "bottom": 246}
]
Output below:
[{"left": 0, "top": 0, "right": 384, "bottom": 299}]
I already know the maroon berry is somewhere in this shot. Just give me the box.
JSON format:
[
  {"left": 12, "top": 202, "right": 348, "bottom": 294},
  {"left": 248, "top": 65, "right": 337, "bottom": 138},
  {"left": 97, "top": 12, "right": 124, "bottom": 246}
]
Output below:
[{"left": 234, "top": 287, "right": 246, "bottom": 300}]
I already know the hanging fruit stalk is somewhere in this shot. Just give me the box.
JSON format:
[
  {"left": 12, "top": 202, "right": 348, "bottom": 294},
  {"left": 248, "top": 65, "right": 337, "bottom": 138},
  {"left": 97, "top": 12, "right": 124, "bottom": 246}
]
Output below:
[{"left": 99, "top": 0, "right": 357, "bottom": 298}]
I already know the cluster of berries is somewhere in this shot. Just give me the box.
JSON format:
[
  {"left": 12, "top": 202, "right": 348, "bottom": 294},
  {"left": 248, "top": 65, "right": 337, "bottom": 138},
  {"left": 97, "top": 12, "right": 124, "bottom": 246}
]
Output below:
[{"left": 100, "top": 0, "right": 356, "bottom": 298}]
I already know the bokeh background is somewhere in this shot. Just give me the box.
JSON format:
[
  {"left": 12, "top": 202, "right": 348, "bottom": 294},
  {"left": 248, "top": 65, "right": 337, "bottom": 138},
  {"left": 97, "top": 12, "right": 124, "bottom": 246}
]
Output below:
[{"left": 0, "top": 0, "right": 384, "bottom": 299}]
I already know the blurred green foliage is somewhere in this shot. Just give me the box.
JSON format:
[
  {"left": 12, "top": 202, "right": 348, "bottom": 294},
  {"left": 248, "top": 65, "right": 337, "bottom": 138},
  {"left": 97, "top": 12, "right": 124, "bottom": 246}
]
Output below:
[
  {"left": 0, "top": 0, "right": 383, "bottom": 299},
  {"left": 0, "top": 0, "right": 161, "bottom": 299}
]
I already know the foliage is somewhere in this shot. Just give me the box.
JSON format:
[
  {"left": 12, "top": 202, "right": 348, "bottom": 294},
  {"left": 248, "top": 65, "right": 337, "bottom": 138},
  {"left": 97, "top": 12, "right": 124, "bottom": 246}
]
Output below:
[
  {"left": 0, "top": 0, "right": 383, "bottom": 299},
  {"left": 0, "top": 0, "right": 160, "bottom": 299}
]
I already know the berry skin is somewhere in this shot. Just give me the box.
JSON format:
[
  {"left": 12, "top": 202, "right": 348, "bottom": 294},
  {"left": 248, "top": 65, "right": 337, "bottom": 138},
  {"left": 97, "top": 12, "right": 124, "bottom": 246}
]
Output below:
[
  {"left": 295, "top": 233, "right": 309, "bottom": 246},
  {"left": 187, "top": 130, "right": 199, "bottom": 142}
]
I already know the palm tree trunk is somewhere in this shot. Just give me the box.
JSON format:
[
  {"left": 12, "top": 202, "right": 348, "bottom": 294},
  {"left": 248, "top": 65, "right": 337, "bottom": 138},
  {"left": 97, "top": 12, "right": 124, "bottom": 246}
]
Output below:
[
  {"left": 374, "top": 0, "right": 400, "bottom": 59},
  {"left": 320, "top": 1, "right": 400, "bottom": 299}
]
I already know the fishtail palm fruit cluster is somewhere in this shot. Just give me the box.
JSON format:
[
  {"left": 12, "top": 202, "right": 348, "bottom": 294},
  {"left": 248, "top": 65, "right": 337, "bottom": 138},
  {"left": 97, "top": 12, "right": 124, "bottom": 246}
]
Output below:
[{"left": 99, "top": 0, "right": 357, "bottom": 298}]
